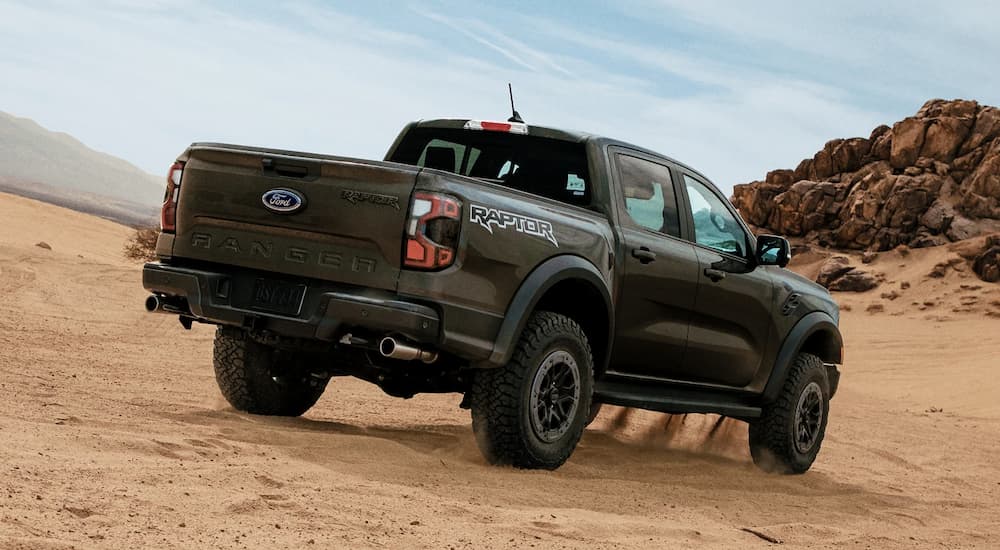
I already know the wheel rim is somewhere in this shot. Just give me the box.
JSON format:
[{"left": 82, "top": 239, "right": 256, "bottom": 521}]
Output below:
[
  {"left": 794, "top": 381, "right": 824, "bottom": 454},
  {"left": 529, "top": 350, "right": 581, "bottom": 443}
]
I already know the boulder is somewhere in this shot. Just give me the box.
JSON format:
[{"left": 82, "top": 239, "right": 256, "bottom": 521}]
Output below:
[
  {"left": 946, "top": 216, "right": 978, "bottom": 241},
  {"left": 972, "top": 235, "right": 1000, "bottom": 282},
  {"left": 961, "top": 141, "right": 1000, "bottom": 218},
  {"left": 920, "top": 199, "right": 955, "bottom": 232},
  {"left": 829, "top": 269, "right": 879, "bottom": 292},
  {"left": 920, "top": 117, "right": 973, "bottom": 163},
  {"left": 812, "top": 140, "right": 840, "bottom": 180},
  {"left": 910, "top": 233, "right": 950, "bottom": 248},
  {"left": 928, "top": 262, "right": 950, "bottom": 278},
  {"left": 869, "top": 125, "right": 892, "bottom": 161},
  {"left": 960, "top": 106, "right": 1000, "bottom": 155},
  {"left": 793, "top": 158, "right": 813, "bottom": 182},
  {"left": 816, "top": 256, "right": 853, "bottom": 288},
  {"left": 765, "top": 169, "right": 795, "bottom": 186},
  {"left": 890, "top": 117, "right": 928, "bottom": 169},
  {"left": 832, "top": 138, "right": 870, "bottom": 174},
  {"left": 917, "top": 98, "right": 978, "bottom": 119}
]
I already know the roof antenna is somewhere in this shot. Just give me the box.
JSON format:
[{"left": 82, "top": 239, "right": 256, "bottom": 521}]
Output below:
[{"left": 507, "top": 83, "right": 524, "bottom": 123}]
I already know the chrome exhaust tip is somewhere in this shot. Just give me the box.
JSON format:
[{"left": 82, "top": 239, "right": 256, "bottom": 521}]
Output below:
[
  {"left": 145, "top": 294, "right": 187, "bottom": 314},
  {"left": 379, "top": 337, "right": 438, "bottom": 364}
]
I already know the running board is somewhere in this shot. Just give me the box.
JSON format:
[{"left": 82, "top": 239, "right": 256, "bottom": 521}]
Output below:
[{"left": 593, "top": 378, "right": 762, "bottom": 419}]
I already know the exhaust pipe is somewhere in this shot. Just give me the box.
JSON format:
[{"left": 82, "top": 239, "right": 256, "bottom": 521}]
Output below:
[
  {"left": 379, "top": 337, "right": 438, "bottom": 364},
  {"left": 145, "top": 294, "right": 187, "bottom": 315}
]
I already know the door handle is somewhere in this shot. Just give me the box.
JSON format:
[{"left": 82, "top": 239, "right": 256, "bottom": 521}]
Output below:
[
  {"left": 631, "top": 247, "right": 656, "bottom": 264},
  {"left": 704, "top": 267, "right": 727, "bottom": 282}
]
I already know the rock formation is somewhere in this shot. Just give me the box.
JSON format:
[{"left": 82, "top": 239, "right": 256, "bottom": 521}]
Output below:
[{"left": 732, "top": 99, "right": 1000, "bottom": 254}]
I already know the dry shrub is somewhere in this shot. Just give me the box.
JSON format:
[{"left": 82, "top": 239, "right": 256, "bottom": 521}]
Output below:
[{"left": 124, "top": 226, "right": 159, "bottom": 261}]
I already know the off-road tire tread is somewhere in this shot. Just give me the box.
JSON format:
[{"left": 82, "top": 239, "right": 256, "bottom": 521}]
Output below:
[
  {"left": 213, "top": 327, "right": 326, "bottom": 417},
  {"left": 470, "top": 311, "right": 594, "bottom": 470},
  {"left": 749, "top": 352, "right": 828, "bottom": 474}
]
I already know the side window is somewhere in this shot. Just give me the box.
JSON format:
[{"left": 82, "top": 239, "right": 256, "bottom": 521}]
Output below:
[
  {"left": 616, "top": 155, "right": 681, "bottom": 237},
  {"left": 682, "top": 174, "right": 747, "bottom": 256}
]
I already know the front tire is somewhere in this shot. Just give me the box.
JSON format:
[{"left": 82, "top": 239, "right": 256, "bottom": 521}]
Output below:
[
  {"left": 213, "top": 327, "right": 329, "bottom": 417},
  {"left": 469, "top": 311, "right": 594, "bottom": 470},
  {"left": 749, "top": 352, "right": 830, "bottom": 474}
]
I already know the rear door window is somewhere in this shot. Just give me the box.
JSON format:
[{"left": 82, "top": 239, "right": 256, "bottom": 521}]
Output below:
[{"left": 614, "top": 154, "right": 681, "bottom": 238}]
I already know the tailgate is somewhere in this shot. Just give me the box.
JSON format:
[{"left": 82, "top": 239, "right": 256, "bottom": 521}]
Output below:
[{"left": 172, "top": 144, "right": 417, "bottom": 291}]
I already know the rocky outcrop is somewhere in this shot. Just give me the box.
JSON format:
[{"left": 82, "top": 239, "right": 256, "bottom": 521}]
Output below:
[{"left": 732, "top": 99, "right": 1000, "bottom": 261}]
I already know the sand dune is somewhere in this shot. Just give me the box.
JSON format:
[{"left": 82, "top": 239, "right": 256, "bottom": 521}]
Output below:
[{"left": 1, "top": 192, "right": 998, "bottom": 549}]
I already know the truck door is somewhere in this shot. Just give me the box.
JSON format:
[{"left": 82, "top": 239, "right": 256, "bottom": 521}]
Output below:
[
  {"left": 676, "top": 172, "right": 774, "bottom": 388},
  {"left": 608, "top": 152, "right": 700, "bottom": 379}
]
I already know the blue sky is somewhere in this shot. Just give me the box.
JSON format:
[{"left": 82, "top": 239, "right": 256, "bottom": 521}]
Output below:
[{"left": 1, "top": 0, "right": 998, "bottom": 194}]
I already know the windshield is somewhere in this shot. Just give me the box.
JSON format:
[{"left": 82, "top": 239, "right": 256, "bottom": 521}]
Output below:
[{"left": 388, "top": 127, "right": 591, "bottom": 207}]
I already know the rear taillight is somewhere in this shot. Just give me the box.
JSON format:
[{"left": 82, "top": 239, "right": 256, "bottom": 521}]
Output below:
[
  {"left": 404, "top": 191, "right": 461, "bottom": 270},
  {"left": 160, "top": 161, "right": 184, "bottom": 233}
]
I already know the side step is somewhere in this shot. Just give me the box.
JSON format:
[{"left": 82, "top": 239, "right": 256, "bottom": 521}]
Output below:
[{"left": 593, "top": 377, "right": 762, "bottom": 419}]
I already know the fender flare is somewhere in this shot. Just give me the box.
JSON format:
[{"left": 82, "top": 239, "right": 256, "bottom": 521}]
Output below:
[
  {"left": 762, "top": 311, "right": 843, "bottom": 403},
  {"left": 483, "top": 255, "right": 614, "bottom": 371}
]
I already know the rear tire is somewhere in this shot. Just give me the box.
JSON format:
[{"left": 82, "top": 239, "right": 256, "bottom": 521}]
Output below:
[
  {"left": 469, "top": 311, "right": 594, "bottom": 470},
  {"left": 213, "top": 327, "right": 329, "bottom": 417},
  {"left": 749, "top": 352, "right": 830, "bottom": 474}
]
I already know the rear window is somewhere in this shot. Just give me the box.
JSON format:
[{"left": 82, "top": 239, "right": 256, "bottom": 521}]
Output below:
[{"left": 389, "top": 127, "right": 591, "bottom": 207}]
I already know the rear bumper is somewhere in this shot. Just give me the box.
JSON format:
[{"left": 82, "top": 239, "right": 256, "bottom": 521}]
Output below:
[{"left": 142, "top": 262, "right": 439, "bottom": 344}]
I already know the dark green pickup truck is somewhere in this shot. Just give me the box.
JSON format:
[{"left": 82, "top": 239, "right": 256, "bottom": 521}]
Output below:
[{"left": 144, "top": 118, "right": 843, "bottom": 473}]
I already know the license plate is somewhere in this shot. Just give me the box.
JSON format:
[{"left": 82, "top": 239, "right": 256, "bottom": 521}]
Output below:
[{"left": 250, "top": 279, "right": 306, "bottom": 316}]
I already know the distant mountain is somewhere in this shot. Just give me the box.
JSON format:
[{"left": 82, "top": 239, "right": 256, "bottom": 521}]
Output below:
[{"left": 0, "top": 111, "right": 162, "bottom": 224}]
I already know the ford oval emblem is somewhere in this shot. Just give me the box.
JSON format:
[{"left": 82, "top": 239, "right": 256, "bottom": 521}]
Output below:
[{"left": 261, "top": 188, "right": 306, "bottom": 214}]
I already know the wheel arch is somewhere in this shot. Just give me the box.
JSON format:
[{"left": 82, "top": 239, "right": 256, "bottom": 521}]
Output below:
[
  {"left": 481, "top": 255, "right": 614, "bottom": 374},
  {"left": 762, "top": 311, "right": 843, "bottom": 403}
]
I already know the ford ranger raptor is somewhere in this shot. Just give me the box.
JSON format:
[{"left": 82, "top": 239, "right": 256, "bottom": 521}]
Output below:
[{"left": 143, "top": 118, "right": 843, "bottom": 474}]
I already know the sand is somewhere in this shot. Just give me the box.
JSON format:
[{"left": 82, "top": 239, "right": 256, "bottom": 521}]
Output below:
[{"left": 1, "top": 191, "right": 998, "bottom": 549}]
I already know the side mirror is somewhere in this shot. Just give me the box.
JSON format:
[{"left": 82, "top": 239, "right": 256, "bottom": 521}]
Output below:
[{"left": 755, "top": 235, "right": 791, "bottom": 268}]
